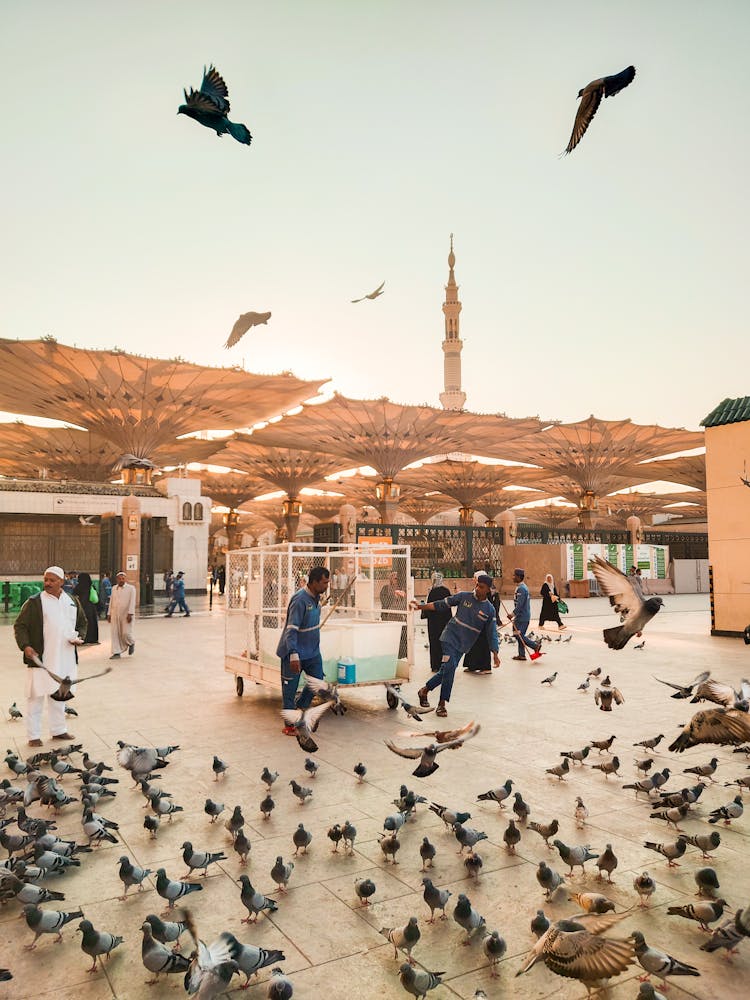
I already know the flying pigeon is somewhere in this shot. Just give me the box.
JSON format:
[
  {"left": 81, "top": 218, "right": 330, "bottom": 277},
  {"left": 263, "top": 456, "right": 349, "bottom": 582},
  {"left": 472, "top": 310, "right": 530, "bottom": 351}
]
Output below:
[
  {"left": 588, "top": 555, "right": 663, "bottom": 649},
  {"left": 224, "top": 311, "right": 272, "bottom": 349},
  {"left": 653, "top": 670, "right": 711, "bottom": 699},
  {"left": 384, "top": 684, "right": 434, "bottom": 720},
  {"left": 351, "top": 281, "right": 385, "bottom": 303},
  {"left": 178, "top": 65, "right": 252, "bottom": 145},
  {"left": 563, "top": 66, "right": 636, "bottom": 155},
  {"left": 182, "top": 911, "right": 240, "bottom": 997},
  {"left": 281, "top": 701, "right": 335, "bottom": 753},
  {"left": 28, "top": 655, "right": 111, "bottom": 702},
  {"left": 669, "top": 708, "right": 750, "bottom": 752},
  {"left": 385, "top": 722, "right": 480, "bottom": 777}
]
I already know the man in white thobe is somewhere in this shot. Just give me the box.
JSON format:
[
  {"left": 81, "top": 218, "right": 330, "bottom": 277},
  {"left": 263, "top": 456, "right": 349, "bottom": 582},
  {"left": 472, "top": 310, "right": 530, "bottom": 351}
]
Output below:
[
  {"left": 108, "top": 571, "right": 136, "bottom": 658},
  {"left": 13, "top": 566, "right": 86, "bottom": 747}
]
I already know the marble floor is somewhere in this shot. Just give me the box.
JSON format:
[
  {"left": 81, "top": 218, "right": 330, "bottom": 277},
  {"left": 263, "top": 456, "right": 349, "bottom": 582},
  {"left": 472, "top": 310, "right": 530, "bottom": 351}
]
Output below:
[{"left": 0, "top": 594, "right": 748, "bottom": 999}]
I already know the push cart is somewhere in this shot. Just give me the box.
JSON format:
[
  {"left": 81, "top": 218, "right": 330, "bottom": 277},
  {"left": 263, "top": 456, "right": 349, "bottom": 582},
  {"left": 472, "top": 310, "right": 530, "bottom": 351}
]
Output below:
[{"left": 224, "top": 542, "right": 413, "bottom": 708}]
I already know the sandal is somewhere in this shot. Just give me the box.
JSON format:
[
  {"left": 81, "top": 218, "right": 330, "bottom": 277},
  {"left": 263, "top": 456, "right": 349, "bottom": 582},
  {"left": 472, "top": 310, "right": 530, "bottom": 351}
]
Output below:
[
  {"left": 435, "top": 704, "right": 448, "bottom": 718},
  {"left": 417, "top": 687, "right": 431, "bottom": 709}
]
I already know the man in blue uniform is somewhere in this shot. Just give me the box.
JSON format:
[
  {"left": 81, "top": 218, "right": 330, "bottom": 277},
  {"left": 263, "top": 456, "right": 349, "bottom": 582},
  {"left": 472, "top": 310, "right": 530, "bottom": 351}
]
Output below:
[
  {"left": 276, "top": 566, "right": 330, "bottom": 734},
  {"left": 411, "top": 573, "right": 500, "bottom": 718},
  {"left": 510, "top": 568, "right": 541, "bottom": 661}
]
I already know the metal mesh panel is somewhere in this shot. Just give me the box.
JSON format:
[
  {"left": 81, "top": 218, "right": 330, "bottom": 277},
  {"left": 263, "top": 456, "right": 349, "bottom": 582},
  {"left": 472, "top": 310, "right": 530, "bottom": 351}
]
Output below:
[{"left": 357, "top": 523, "right": 503, "bottom": 579}]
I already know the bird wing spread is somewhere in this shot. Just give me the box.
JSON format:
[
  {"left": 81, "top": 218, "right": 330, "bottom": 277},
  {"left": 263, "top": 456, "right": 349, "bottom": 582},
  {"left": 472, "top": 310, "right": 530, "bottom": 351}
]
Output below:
[
  {"left": 225, "top": 314, "right": 254, "bottom": 348},
  {"left": 546, "top": 929, "right": 634, "bottom": 979},
  {"left": 199, "top": 65, "right": 230, "bottom": 113},
  {"left": 589, "top": 557, "right": 642, "bottom": 619},
  {"left": 183, "top": 88, "right": 224, "bottom": 116},
  {"left": 405, "top": 719, "right": 477, "bottom": 742},
  {"left": 384, "top": 740, "right": 424, "bottom": 760},
  {"left": 565, "top": 86, "right": 603, "bottom": 154},
  {"left": 603, "top": 66, "right": 636, "bottom": 98},
  {"left": 434, "top": 721, "right": 481, "bottom": 752},
  {"left": 613, "top": 688, "right": 625, "bottom": 705}
]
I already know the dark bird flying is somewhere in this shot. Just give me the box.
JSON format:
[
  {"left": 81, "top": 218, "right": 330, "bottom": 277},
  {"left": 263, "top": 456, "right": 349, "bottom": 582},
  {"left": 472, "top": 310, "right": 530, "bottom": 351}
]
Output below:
[
  {"left": 178, "top": 65, "right": 252, "bottom": 145},
  {"left": 589, "top": 556, "right": 663, "bottom": 649},
  {"left": 564, "top": 66, "right": 636, "bottom": 154}
]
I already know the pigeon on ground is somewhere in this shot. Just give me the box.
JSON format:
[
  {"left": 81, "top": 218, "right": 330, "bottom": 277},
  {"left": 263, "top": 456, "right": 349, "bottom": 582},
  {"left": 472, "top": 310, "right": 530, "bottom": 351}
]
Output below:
[
  {"left": 653, "top": 671, "right": 711, "bottom": 699},
  {"left": 212, "top": 756, "right": 228, "bottom": 781},
  {"left": 77, "top": 919, "right": 124, "bottom": 973},
  {"left": 327, "top": 824, "right": 343, "bottom": 852},
  {"left": 8, "top": 703, "right": 22, "bottom": 721},
  {"left": 287, "top": 780, "right": 311, "bottom": 807},
  {"left": 667, "top": 898, "right": 727, "bottom": 932},
  {"left": 537, "top": 861, "right": 566, "bottom": 899},
  {"left": 233, "top": 829, "right": 251, "bottom": 865},
  {"left": 353, "top": 762, "right": 367, "bottom": 783},
  {"left": 181, "top": 842, "right": 227, "bottom": 878},
  {"left": 513, "top": 792, "right": 530, "bottom": 823},
  {"left": 422, "top": 877, "right": 451, "bottom": 922},
  {"left": 595, "top": 681, "right": 625, "bottom": 711},
  {"left": 483, "top": 930, "right": 507, "bottom": 974},
  {"left": 634, "top": 872, "right": 656, "bottom": 907},
  {"left": 281, "top": 701, "right": 336, "bottom": 753},
  {"left": 270, "top": 856, "right": 294, "bottom": 892},
  {"left": 700, "top": 902, "right": 750, "bottom": 956},
  {"left": 143, "top": 913, "right": 188, "bottom": 949},
  {"left": 553, "top": 840, "right": 599, "bottom": 876},
  {"left": 225, "top": 805, "right": 244, "bottom": 840},
  {"left": 631, "top": 931, "right": 700, "bottom": 988},
  {"left": 694, "top": 867, "right": 720, "bottom": 898},
  {"left": 531, "top": 910, "right": 550, "bottom": 939},
  {"left": 380, "top": 832, "right": 400, "bottom": 863},
  {"left": 635, "top": 758, "right": 655, "bottom": 774},
  {"left": 477, "top": 779, "right": 513, "bottom": 807},
  {"left": 669, "top": 708, "right": 750, "bottom": 751},
  {"left": 577, "top": 678, "right": 590, "bottom": 692},
  {"left": 590, "top": 735, "right": 616, "bottom": 753},
  {"left": 178, "top": 65, "right": 252, "bottom": 145},
  {"left": 503, "top": 819, "right": 521, "bottom": 854},
  {"left": 304, "top": 758, "right": 318, "bottom": 779},
  {"left": 148, "top": 790, "right": 183, "bottom": 822},
  {"left": 351, "top": 281, "right": 385, "bottom": 304},
  {"left": 382, "top": 917, "right": 421, "bottom": 963},
  {"left": 0, "top": 874, "right": 64, "bottom": 905},
  {"left": 385, "top": 722, "right": 481, "bottom": 777},
  {"left": 643, "top": 839, "right": 686, "bottom": 867},
  {"left": 464, "top": 851, "right": 483, "bottom": 880},
  {"left": 529, "top": 818, "right": 559, "bottom": 848},
  {"left": 546, "top": 759, "right": 570, "bottom": 781},
  {"left": 239, "top": 875, "right": 278, "bottom": 923},
  {"left": 342, "top": 820, "right": 357, "bottom": 853},
  {"left": 541, "top": 672, "right": 558, "bottom": 686},
  {"left": 595, "top": 844, "right": 618, "bottom": 882},
  {"left": 574, "top": 797, "right": 589, "bottom": 828},
  {"left": 679, "top": 831, "right": 721, "bottom": 859},
  {"left": 260, "top": 794, "right": 275, "bottom": 820},
  {"left": 589, "top": 555, "right": 663, "bottom": 649},
  {"left": 267, "top": 966, "right": 294, "bottom": 999},
  {"left": 419, "top": 837, "right": 436, "bottom": 871},
  {"left": 588, "top": 667, "right": 602, "bottom": 678},
  {"left": 224, "top": 311, "right": 271, "bottom": 348},
  {"left": 220, "top": 932, "right": 285, "bottom": 988},
  {"left": 635, "top": 734, "right": 665, "bottom": 750},
  {"left": 155, "top": 869, "right": 203, "bottom": 911},
  {"left": 292, "top": 824, "right": 312, "bottom": 856},
  {"left": 144, "top": 814, "right": 160, "bottom": 839},
  {"left": 116, "top": 743, "right": 174, "bottom": 780},
  {"left": 399, "top": 962, "right": 443, "bottom": 998},
  {"left": 118, "top": 855, "right": 152, "bottom": 899},
  {"left": 140, "top": 920, "right": 191, "bottom": 984},
  {"left": 708, "top": 795, "right": 744, "bottom": 825},
  {"left": 453, "top": 893, "right": 486, "bottom": 943},
  {"left": 455, "top": 824, "right": 487, "bottom": 855},
  {"left": 355, "top": 877, "right": 376, "bottom": 906},
  {"left": 569, "top": 891, "right": 615, "bottom": 914},
  {"left": 384, "top": 811, "right": 409, "bottom": 834},
  {"left": 261, "top": 768, "right": 279, "bottom": 790},
  {"left": 22, "top": 904, "right": 83, "bottom": 948},
  {"left": 591, "top": 756, "right": 620, "bottom": 778}
]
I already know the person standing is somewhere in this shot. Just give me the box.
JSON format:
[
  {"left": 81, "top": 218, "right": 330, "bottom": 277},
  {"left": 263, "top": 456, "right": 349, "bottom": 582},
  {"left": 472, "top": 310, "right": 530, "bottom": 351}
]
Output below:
[
  {"left": 420, "top": 572, "right": 452, "bottom": 672},
  {"left": 464, "top": 574, "right": 501, "bottom": 673},
  {"left": 380, "top": 571, "right": 408, "bottom": 659},
  {"left": 412, "top": 573, "right": 500, "bottom": 718},
  {"left": 510, "top": 568, "right": 541, "bottom": 661},
  {"left": 539, "top": 573, "right": 565, "bottom": 630},
  {"left": 165, "top": 571, "right": 190, "bottom": 617},
  {"left": 13, "top": 566, "right": 86, "bottom": 747},
  {"left": 276, "top": 566, "right": 330, "bottom": 732},
  {"left": 217, "top": 565, "right": 226, "bottom": 595},
  {"left": 108, "top": 571, "right": 136, "bottom": 658},
  {"left": 73, "top": 572, "right": 100, "bottom": 644},
  {"left": 100, "top": 572, "right": 112, "bottom": 619}
]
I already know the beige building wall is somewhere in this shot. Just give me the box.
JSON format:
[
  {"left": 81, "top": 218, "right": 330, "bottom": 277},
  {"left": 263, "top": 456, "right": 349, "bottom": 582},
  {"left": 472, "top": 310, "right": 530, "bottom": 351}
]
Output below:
[{"left": 705, "top": 422, "right": 750, "bottom": 635}]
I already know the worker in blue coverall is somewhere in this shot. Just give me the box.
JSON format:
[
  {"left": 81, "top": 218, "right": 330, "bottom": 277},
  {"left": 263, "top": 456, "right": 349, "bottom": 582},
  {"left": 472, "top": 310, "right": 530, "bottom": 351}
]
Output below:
[{"left": 276, "top": 565, "right": 330, "bottom": 734}]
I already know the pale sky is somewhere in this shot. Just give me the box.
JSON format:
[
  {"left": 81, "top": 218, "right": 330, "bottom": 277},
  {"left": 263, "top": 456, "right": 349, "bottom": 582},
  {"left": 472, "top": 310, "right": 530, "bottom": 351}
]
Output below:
[{"left": 3, "top": 1, "right": 748, "bottom": 432}]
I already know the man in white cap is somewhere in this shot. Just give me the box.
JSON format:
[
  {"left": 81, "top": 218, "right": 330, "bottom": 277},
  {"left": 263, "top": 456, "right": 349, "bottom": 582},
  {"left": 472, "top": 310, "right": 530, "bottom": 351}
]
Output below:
[
  {"left": 108, "top": 571, "right": 136, "bottom": 658},
  {"left": 13, "top": 566, "right": 87, "bottom": 747}
]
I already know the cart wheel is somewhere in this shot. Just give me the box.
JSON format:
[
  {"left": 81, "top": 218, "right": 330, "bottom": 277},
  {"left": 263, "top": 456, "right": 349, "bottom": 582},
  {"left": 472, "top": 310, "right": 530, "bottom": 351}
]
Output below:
[
  {"left": 386, "top": 688, "right": 399, "bottom": 710},
  {"left": 236, "top": 676, "right": 244, "bottom": 697}
]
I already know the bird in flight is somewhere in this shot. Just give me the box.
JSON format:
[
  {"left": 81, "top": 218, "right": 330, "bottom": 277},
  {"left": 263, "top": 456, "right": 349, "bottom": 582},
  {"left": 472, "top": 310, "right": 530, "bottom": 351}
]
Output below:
[
  {"left": 351, "top": 281, "right": 385, "bottom": 303},
  {"left": 224, "top": 311, "right": 272, "bottom": 348},
  {"left": 589, "top": 555, "right": 663, "bottom": 649},
  {"left": 178, "top": 65, "right": 252, "bottom": 146},
  {"left": 563, "top": 66, "right": 636, "bottom": 155}
]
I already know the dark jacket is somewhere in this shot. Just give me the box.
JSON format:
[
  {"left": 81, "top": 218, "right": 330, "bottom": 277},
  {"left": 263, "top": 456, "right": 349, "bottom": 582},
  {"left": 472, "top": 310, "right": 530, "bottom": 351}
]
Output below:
[{"left": 13, "top": 592, "right": 88, "bottom": 665}]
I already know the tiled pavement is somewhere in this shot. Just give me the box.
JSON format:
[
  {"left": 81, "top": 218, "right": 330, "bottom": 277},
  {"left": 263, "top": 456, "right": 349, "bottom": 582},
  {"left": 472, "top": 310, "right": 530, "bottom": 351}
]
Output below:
[{"left": 0, "top": 594, "right": 747, "bottom": 998}]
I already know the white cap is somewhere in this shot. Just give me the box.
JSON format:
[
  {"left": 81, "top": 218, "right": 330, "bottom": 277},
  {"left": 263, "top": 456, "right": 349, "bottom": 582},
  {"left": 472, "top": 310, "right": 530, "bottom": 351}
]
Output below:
[{"left": 44, "top": 566, "right": 65, "bottom": 579}]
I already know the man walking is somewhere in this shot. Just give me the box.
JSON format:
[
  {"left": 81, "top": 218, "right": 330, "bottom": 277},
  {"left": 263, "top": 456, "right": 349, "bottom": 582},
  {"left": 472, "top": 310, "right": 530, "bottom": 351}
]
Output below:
[
  {"left": 165, "top": 571, "right": 190, "bottom": 618},
  {"left": 411, "top": 573, "right": 500, "bottom": 718},
  {"left": 510, "top": 568, "right": 541, "bottom": 661},
  {"left": 276, "top": 566, "right": 330, "bottom": 734},
  {"left": 108, "top": 571, "right": 136, "bottom": 658},
  {"left": 13, "top": 566, "right": 86, "bottom": 747}
]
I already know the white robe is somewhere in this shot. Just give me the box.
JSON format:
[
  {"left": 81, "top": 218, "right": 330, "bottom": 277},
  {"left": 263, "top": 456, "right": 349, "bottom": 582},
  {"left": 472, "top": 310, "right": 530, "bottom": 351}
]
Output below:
[
  {"left": 25, "top": 592, "right": 79, "bottom": 699},
  {"left": 109, "top": 582, "right": 136, "bottom": 654}
]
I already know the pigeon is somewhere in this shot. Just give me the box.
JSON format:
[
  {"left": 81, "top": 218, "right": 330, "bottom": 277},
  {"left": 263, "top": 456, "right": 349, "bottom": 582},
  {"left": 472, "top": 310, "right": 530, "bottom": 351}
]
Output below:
[
  {"left": 224, "top": 311, "right": 272, "bottom": 348},
  {"left": 634, "top": 640, "right": 646, "bottom": 649},
  {"left": 589, "top": 556, "right": 663, "bottom": 649},
  {"left": 140, "top": 920, "right": 191, "bottom": 984},
  {"left": 8, "top": 703, "right": 22, "bottom": 721},
  {"left": 691, "top": 677, "right": 750, "bottom": 711},
  {"left": 385, "top": 722, "right": 481, "bottom": 777},
  {"left": 354, "top": 877, "right": 376, "bottom": 906},
  {"left": 379, "top": 832, "right": 400, "bottom": 863},
  {"left": 304, "top": 757, "right": 319, "bottom": 779},
  {"left": 590, "top": 735, "right": 616, "bottom": 753},
  {"left": 667, "top": 898, "right": 727, "bottom": 932},
  {"left": 531, "top": 910, "right": 551, "bottom": 939},
  {"left": 233, "top": 829, "right": 251, "bottom": 865},
  {"left": 351, "top": 281, "right": 385, "bottom": 304},
  {"left": 384, "top": 811, "right": 409, "bottom": 833},
  {"left": 181, "top": 842, "right": 227, "bottom": 878},
  {"left": 653, "top": 670, "right": 711, "bottom": 699},
  {"left": 382, "top": 916, "right": 421, "bottom": 963},
  {"left": 694, "top": 867, "right": 721, "bottom": 898},
  {"left": 635, "top": 758, "right": 655, "bottom": 774},
  {"left": 327, "top": 824, "right": 343, "bottom": 852},
  {"left": 270, "top": 855, "right": 294, "bottom": 892},
  {"left": 117, "top": 855, "right": 152, "bottom": 899},
  {"left": 588, "top": 667, "right": 602, "bottom": 678},
  {"left": 700, "top": 903, "right": 750, "bottom": 956},
  {"left": 529, "top": 818, "right": 559, "bottom": 848},
  {"left": 516, "top": 912, "right": 634, "bottom": 993},
  {"left": 143, "top": 913, "right": 188, "bottom": 949},
  {"left": 634, "top": 734, "right": 665, "bottom": 750},
  {"left": 483, "top": 930, "right": 507, "bottom": 975},
  {"left": 353, "top": 762, "right": 367, "bottom": 783},
  {"left": 178, "top": 65, "right": 252, "bottom": 145},
  {"left": 155, "top": 869, "right": 203, "bottom": 911},
  {"left": 453, "top": 893, "right": 486, "bottom": 943},
  {"left": 643, "top": 839, "right": 686, "bottom": 867},
  {"left": 267, "top": 967, "right": 294, "bottom": 999},
  {"left": 631, "top": 931, "right": 700, "bottom": 988},
  {"left": 591, "top": 756, "right": 620, "bottom": 778},
  {"left": 393, "top": 786, "right": 427, "bottom": 818},
  {"left": 22, "top": 904, "right": 83, "bottom": 948},
  {"left": 569, "top": 891, "right": 615, "bottom": 914},
  {"left": 239, "top": 875, "right": 278, "bottom": 923},
  {"left": 577, "top": 678, "right": 590, "bottom": 692},
  {"left": 513, "top": 792, "right": 531, "bottom": 823},
  {"left": 144, "top": 814, "right": 160, "bottom": 839},
  {"left": 422, "top": 877, "right": 451, "bottom": 922},
  {"left": 669, "top": 707, "right": 750, "bottom": 751},
  {"left": 148, "top": 789, "right": 183, "bottom": 822},
  {"left": 595, "top": 844, "right": 618, "bottom": 882},
  {"left": 464, "top": 851, "right": 483, "bottom": 880},
  {"left": 541, "top": 672, "right": 558, "bottom": 686},
  {"left": 221, "top": 932, "right": 285, "bottom": 988},
  {"left": 384, "top": 684, "right": 434, "bottom": 721},
  {"left": 546, "top": 759, "right": 570, "bottom": 781},
  {"left": 708, "top": 795, "right": 744, "bottom": 825},
  {"left": 537, "top": 861, "right": 566, "bottom": 899},
  {"left": 595, "top": 682, "right": 625, "bottom": 711},
  {"left": 503, "top": 819, "right": 521, "bottom": 854},
  {"left": 0, "top": 874, "right": 64, "bottom": 905},
  {"left": 342, "top": 820, "right": 357, "bottom": 853},
  {"left": 679, "top": 831, "right": 721, "bottom": 859},
  {"left": 292, "top": 823, "right": 312, "bottom": 856},
  {"left": 182, "top": 911, "right": 240, "bottom": 998},
  {"left": 634, "top": 871, "right": 656, "bottom": 907},
  {"left": 225, "top": 805, "right": 245, "bottom": 840},
  {"left": 562, "top": 66, "right": 636, "bottom": 155},
  {"left": 261, "top": 768, "right": 279, "bottom": 790},
  {"left": 553, "top": 840, "right": 599, "bottom": 876},
  {"left": 399, "top": 962, "right": 444, "bottom": 998},
  {"left": 477, "top": 779, "right": 513, "bottom": 807},
  {"left": 281, "top": 701, "right": 335, "bottom": 753},
  {"left": 454, "top": 824, "right": 487, "bottom": 855},
  {"left": 574, "top": 797, "right": 589, "bottom": 828},
  {"left": 77, "top": 919, "right": 123, "bottom": 973},
  {"left": 212, "top": 756, "right": 228, "bottom": 781},
  {"left": 26, "top": 657, "right": 112, "bottom": 702}
]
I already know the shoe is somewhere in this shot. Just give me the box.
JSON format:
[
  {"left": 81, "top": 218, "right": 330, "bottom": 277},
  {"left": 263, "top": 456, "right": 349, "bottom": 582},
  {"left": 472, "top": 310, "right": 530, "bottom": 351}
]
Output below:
[
  {"left": 478, "top": 669, "right": 492, "bottom": 674},
  {"left": 512, "top": 655, "right": 527, "bottom": 661},
  {"left": 128, "top": 643, "right": 135, "bottom": 656},
  {"left": 435, "top": 703, "right": 448, "bottom": 718},
  {"left": 109, "top": 653, "right": 121, "bottom": 659},
  {"left": 417, "top": 687, "right": 431, "bottom": 709},
  {"left": 52, "top": 732, "right": 75, "bottom": 740},
  {"left": 183, "top": 614, "right": 190, "bottom": 617},
  {"left": 27, "top": 738, "right": 43, "bottom": 747},
  {"left": 164, "top": 614, "right": 173, "bottom": 617},
  {"left": 282, "top": 725, "right": 297, "bottom": 737}
]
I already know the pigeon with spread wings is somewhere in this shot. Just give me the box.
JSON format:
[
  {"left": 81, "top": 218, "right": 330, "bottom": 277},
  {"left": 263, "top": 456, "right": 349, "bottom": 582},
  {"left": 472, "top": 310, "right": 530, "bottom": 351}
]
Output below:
[
  {"left": 178, "top": 65, "right": 252, "bottom": 145},
  {"left": 669, "top": 708, "right": 750, "bottom": 753},
  {"left": 29, "top": 655, "right": 111, "bottom": 702},
  {"left": 588, "top": 556, "right": 663, "bottom": 649},
  {"left": 281, "top": 700, "right": 336, "bottom": 754},
  {"left": 385, "top": 722, "right": 480, "bottom": 777},
  {"left": 351, "top": 281, "right": 385, "bottom": 303},
  {"left": 563, "top": 66, "right": 636, "bottom": 155},
  {"left": 223, "top": 311, "right": 271, "bottom": 349}
]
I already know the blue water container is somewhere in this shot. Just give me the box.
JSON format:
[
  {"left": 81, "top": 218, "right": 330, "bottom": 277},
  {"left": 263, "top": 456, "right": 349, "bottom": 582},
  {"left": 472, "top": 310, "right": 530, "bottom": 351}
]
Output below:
[{"left": 337, "top": 658, "right": 356, "bottom": 684}]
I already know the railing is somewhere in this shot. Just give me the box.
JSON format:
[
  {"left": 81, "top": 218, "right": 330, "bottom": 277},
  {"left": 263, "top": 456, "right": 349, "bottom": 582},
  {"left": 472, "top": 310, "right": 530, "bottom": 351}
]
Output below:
[
  {"left": 515, "top": 523, "right": 630, "bottom": 545},
  {"left": 357, "top": 523, "right": 503, "bottom": 579},
  {"left": 643, "top": 531, "right": 708, "bottom": 560}
]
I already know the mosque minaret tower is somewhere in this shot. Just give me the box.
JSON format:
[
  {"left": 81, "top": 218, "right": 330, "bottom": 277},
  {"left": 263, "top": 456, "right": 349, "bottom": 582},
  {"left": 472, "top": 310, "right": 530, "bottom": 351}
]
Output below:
[{"left": 439, "top": 234, "right": 466, "bottom": 411}]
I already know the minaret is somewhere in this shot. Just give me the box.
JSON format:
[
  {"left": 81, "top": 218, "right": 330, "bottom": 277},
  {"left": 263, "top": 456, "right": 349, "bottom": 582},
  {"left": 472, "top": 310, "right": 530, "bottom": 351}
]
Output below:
[{"left": 439, "top": 234, "right": 466, "bottom": 410}]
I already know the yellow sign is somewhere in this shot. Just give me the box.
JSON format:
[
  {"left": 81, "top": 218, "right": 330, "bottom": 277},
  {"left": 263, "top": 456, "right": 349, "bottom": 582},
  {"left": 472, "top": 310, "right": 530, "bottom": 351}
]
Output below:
[{"left": 359, "top": 535, "right": 393, "bottom": 568}]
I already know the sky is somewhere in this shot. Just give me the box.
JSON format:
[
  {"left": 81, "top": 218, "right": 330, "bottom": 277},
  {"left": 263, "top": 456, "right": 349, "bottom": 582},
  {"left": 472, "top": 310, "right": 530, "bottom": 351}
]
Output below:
[{"left": 2, "top": 2, "right": 749, "bottom": 433}]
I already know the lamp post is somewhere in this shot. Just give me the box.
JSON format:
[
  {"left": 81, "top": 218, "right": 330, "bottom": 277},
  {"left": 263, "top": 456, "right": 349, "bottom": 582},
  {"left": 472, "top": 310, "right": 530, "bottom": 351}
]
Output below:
[
  {"left": 282, "top": 497, "right": 303, "bottom": 542},
  {"left": 376, "top": 478, "right": 401, "bottom": 522},
  {"left": 223, "top": 509, "right": 240, "bottom": 550}
]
